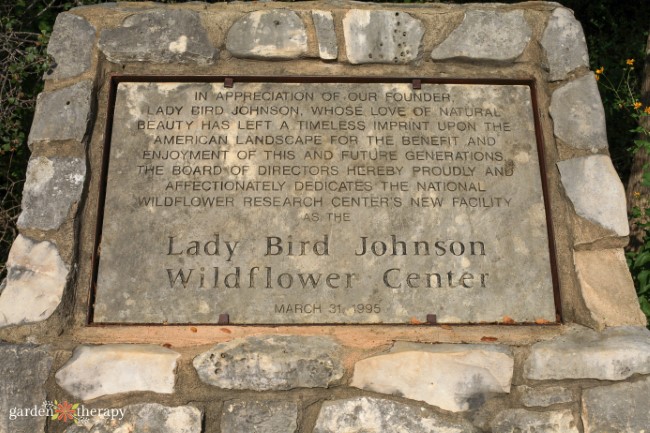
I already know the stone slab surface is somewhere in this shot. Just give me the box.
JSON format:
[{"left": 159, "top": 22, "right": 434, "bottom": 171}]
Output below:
[
  {"left": 582, "top": 376, "right": 650, "bottom": 433},
  {"left": 193, "top": 335, "right": 343, "bottom": 391},
  {"left": 314, "top": 397, "right": 478, "bottom": 433},
  {"left": 27, "top": 80, "right": 93, "bottom": 147},
  {"left": 17, "top": 156, "right": 86, "bottom": 231},
  {"left": 226, "top": 10, "right": 307, "bottom": 59},
  {"left": 93, "top": 80, "right": 556, "bottom": 325},
  {"left": 524, "top": 326, "right": 650, "bottom": 381},
  {"left": 312, "top": 10, "right": 337, "bottom": 60},
  {"left": 45, "top": 13, "right": 96, "bottom": 80},
  {"left": 344, "top": 10, "right": 423, "bottom": 64},
  {"left": 99, "top": 9, "right": 217, "bottom": 64},
  {"left": 431, "top": 10, "right": 531, "bottom": 61},
  {"left": 491, "top": 409, "right": 579, "bottom": 433},
  {"left": 63, "top": 403, "right": 201, "bottom": 433},
  {"left": 558, "top": 155, "right": 628, "bottom": 235},
  {"left": 0, "top": 235, "right": 68, "bottom": 328},
  {"left": 221, "top": 400, "right": 298, "bottom": 433},
  {"left": 0, "top": 344, "right": 52, "bottom": 433},
  {"left": 549, "top": 74, "right": 608, "bottom": 151},
  {"left": 541, "top": 8, "right": 589, "bottom": 81},
  {"left": 518, "top": 385, "right": 573, "bottom": 408},
  {"left": 55, "top": 344, "right": 180, "bottom": 400},
  {"left": 351, "top": 342, "right": 514, "bottom": 412}
]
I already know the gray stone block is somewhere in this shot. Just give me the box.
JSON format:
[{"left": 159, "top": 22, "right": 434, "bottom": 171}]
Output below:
[
  {"left": 55, "top": 344, "right": 180, "bottom": 400},
  {"left": 27, "top": 80, "right": 93, "bottom": 148},
  {"left": 314, "top": 397, "right": 478, "bottom": 433},
  {"left": 0, "top": 344, "right": 52, "bottom": 433},
  {"left": 582, "top": 376, "right": 650, "bottom": 433},
  {"left": 99, "top": 9, "right": 217, "bottom": 64},
  {"left": 0, "top": 235, "right": 68, "bottom": 328},
  {"left": 343, "top": 10, "right": 423, "bottom": 64},
  {"left": 63, "top": 403, "right": 202, "bottom": 433},
  {"left": 226, "top": 10, "right": 308, "bottom": 59},
  {"left": 431, "top": 10, "right": 531, "bottom": 61},
  {"left": 491, "top": 409, "right": 579, "bottom": 433},
  {"left": 541, "top": 8, "right": 589, "bottom": 81},
  {"left": 518, "top": 385, "right": 573, "bottom": 408},
  {"left": 557, "top": 155, "right": 628, "bottom": 236},
  {"left": 17, "top": 156, "right": 86, "bottom": 231},
  {"left": 312, "top": 10, "right": 337, "bottom": 60},
  {"left": 45, "top": 13, "right": 96, "bottom": 80},
  {"left": 221, "top": 400, "right": 298, "bottom": 433},
  {"left": 351, "top": 342, "right": 514, "bottom": 412},
  {"left": 549, "top": 74, "right": 608, "bottom": 151},
  {"left": 524, "top": 326, "right": 650, "bottom": 381},
  {"left": 193, "top": 335, "right": 343, "bottom": 390}
]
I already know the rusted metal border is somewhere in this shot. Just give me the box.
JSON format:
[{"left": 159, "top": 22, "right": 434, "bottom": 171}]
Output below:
[{"left": 88, "top": 74, "right": 562, "bottom": 327}]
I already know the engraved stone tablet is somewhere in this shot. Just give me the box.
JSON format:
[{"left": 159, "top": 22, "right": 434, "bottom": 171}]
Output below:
[{"left": 93, "top": 80, "right": 557, "bottom": 324}]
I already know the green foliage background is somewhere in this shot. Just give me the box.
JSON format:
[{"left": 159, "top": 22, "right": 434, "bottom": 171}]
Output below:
[{"left": 1, "top": 0, "right": 649, "bottom": 323}]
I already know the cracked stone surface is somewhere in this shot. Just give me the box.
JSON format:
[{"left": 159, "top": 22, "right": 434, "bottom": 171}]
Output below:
[
  {"left": 45, "top": 13, "right": 96, "bottom": 80},
  {"left": 221, "top": 400, "right": 298, "bottom": 433},
  {"left": 518, "top": 385, "right": 573, "bottom": 408},
  {"left": 431, "top": 10, "right": 531, "bottom": 61},
  {"left": 541, "top": 8, "right": 589, "bottom": 81},
  {"left": 582, "top": 376, "right": 650, "bottom": 433},
  {"left": 491, "top": 409, "right": 579, "bottom": 433},
  {"left": 312, "top": 10, "right": 337, "bottom": 60}
]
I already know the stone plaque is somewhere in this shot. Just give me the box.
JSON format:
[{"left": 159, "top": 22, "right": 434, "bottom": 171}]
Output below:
[{"left": 92, "top": 80, "right": 557, "bottom": 324}]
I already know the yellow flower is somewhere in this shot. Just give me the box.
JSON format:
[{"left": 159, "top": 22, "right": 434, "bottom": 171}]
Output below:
[
  {"left": 595, "top": 66, "right": 604, "bottom": 74},
  {"left": 634, "top": 191, "right": 641, "bottom": 198},
  {"left": 595, "top": 73, "right": 600, "bottom": 81},
  {"left": 634, "top": 101, "right": 643, "bottom": 110},
  {"left": 645, "top": 106, "right": 650, "bottom": 115},
  {"left": 626, "top": 59, "right": 635, "bottom": 66}
]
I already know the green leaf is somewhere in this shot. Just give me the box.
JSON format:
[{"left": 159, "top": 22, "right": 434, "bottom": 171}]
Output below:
[
  {"left": 634, "top": 251, "right": 650, "bottom": 268},
  {"left": 639, "top": 297, "right": 650, "bottom": 317}
]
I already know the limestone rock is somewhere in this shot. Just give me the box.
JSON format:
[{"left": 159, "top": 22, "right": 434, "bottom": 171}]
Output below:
[
  {"left": 491, "top": 409, "right": 579, "bottom": 433},
  {"left": 312, "top": 10, "right": 337, "bottom": 60},
  {"left": 431, "top": 10, "right": 531, "bottom": 61},
  {"left": 314, "top": 397, "right": 478, "bottom": 433},
  {"left": 0, "top": 344, "right": 52, "bottom": 433},
  {"left": 45, "top": 13, "right": 96, "bottom": 80},
  {"left": 221, "top": 400, "right": 298, "bottom": 433},
  {"left": 63, "top": 403, "right": 201, "bottom": 433},
  {"left": 351, "top": 342, "right": 513, "bottom": 412},
  {"left": 549, "top": 74, "right": 608, "bottom": 151},
  {"left": 27, "top": 80, "right": 93, "bottom": 148},
  {"left": 541, "top": 8, "right": 589, "bottom": 81},
  {"left": 582, "top": 376, "right": 650, "bottom": 433},
  {"left": 557, "top": 155, "right": 628, "bottom": 235},
  {"left": 518, "top": 385, "right": 573, "bottom": 408},
  {"left": 343, "top": 10, "right": 423, "bottom": 64},
  {"left": 574, "top": 249, "right": 646, "bottom": 327},
  {"left": 525, "top": 326, "right": 650, "bottom": 380},
  {"left": 226, "top": 10, "right": 307, "bottom": 59},
  {"left": 55, "top": 344, "right": 180, "bottom": 400},
  {"left": 99, "top": 9, "right": 217, "bottom": 64},
  {"left": 0, "top": 235, "right": 68, "bottom": 328},
  {"left": 17, "top": 156, "right": 85, "bottom": 231},
  {"left": 193, "top": 335, "right": 343, "bottom": 391}
]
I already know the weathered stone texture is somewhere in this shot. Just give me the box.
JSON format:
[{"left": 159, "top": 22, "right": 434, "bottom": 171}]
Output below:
[
  {"left": 314, "top": 397, "right": 478, "bottom": 433},
  {"left": 99, "top": 9, "right": 217, "bottom": 64},
  {"left": 226, "top": 10, "right": 308, "bottom": 59},
  {"left": 525, "top": 326, "right": 650, "bottom": 381},
  {"left": 45, "top": 13, "right": 96, "bottom": 80},
  {"left": 221, "top": 400, "right": 298, "bottom": 433},
  {"left": 0, "top": 235, "right": 68, "bottom": 328},
  {"left": 17, "top": 156, "right": 85, "bottom": 231},
  {"left": 55, "top": 344, "right": 180, "bottom": 400},
  {"left": 312, "top": 10, "right": 337, "bottom": 60},
  {"left": 351, "top": 342, "right": 514, "bottom": 412},
  {"left": 343, "top": 10, "right": 423, "bottom": 64},
  {"left": 431, "top": 10, "right": 531, "bottom": 61},
  {"left": 558, "top": 155, "right": 628, "bottom": 236},
  {"left": 193, "top": 336, "right": 343, "bottom": 390},
  {"left": 27, "top": 80, "right": 93, "bottom": 147},
  {"left": 549, "top": 74, "right": 608, "bottom": 151},
  {"left": 491, "top": 409, "right": 579, "bottom": 433},
  {"left": 574, "top": 249, "right": 647, "bottom": 327},
  {"left": 518, "top": 385, "right": 573, "bottom": 408},
  {"left": 0, "top": 345, "right": 52, "bottom": 433},
  {"left": 63, "top": 403, "right": 202, "bottom": 433},
  {"left": 582, "top": 376, "right": 650, "bottom": 433},
  {"left": 541, "top": 8, "right": 589, "bottom": 81}
]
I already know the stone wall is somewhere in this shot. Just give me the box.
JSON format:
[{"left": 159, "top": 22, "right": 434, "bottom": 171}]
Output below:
[{"left": 1, "top": 1, "right": 649, "bottom": 432}]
